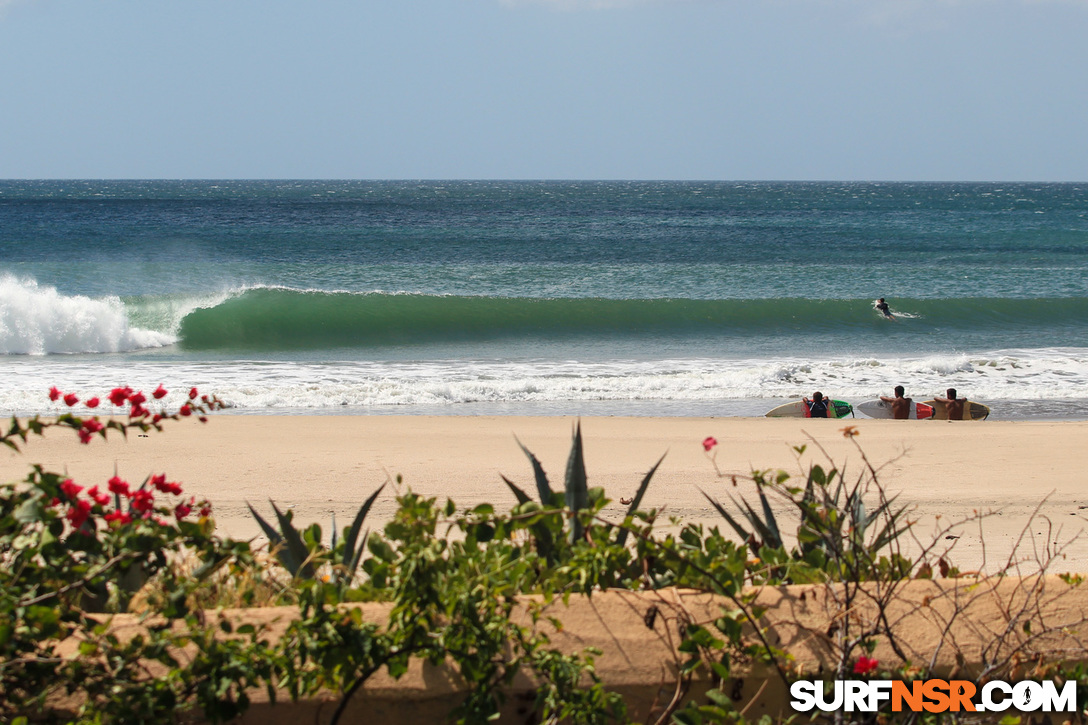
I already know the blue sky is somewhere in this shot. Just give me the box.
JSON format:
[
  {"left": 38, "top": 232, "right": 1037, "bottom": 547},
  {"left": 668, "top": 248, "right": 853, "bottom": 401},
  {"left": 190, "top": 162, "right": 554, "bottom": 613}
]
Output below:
[{"left": 1, "top": 0, "right": 1085, "bottom": 181}]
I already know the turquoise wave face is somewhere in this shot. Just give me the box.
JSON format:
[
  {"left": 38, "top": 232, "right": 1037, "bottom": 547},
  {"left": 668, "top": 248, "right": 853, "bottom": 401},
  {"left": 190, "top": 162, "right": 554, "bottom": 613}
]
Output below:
[{"left": 174, "top": 289, "right": 1088, "bottom": 351}]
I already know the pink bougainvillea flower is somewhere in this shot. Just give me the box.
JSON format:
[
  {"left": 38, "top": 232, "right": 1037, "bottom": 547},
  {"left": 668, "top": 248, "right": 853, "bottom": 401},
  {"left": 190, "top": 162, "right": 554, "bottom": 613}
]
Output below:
[
  {"left": 853, "top": 656, "right": 879, "bottom": 675},
  {"left": 702, "top": 436, "right": 718, "bottom": 452},
  {"left": 108, "top": 387, "right": 131, "bottom": 406},
  {"left": 59, "top": 478, "right": 83, "bottom": 499},
  {"left": 152, "top": 384, "right": 168, "bottom": 399},
  {"left": 63, "top": 393, "right": 79, "bottom": 407},
  {"left": 78, "top": 417, "right": 104, "bottom": 444},
  {"left": 107, "top": 475, "right": 130, "bottom": 496},
  {"left": 189, "top": 387, "right": 199, "bottom": 400},
  {"left": 85, "top": 396, "right": 100, "bottom": 408},
  {"left": 66, "top": 499, "right": 93, "bottom": 528},
  {"left": 86, "top": 485, "right": 110, "bottom": 506},
  {"left": 49, "top": 386, "right": 63, "bottom": 401},
  {"left": 130, "top": 489, "right": 155, "bottom": 513},
  {"left": 104, "top": 510, "right": 132, "bottom": 526},
  {"left": 174, "top": 502, "right": 192, "bottom": 520}
]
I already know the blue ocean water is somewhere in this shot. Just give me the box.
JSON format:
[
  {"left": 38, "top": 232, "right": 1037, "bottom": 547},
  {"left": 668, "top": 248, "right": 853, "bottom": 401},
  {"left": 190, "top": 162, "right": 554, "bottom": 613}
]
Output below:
[{"left": 1, "top": 180, "right": 1086, "bottom": 419}]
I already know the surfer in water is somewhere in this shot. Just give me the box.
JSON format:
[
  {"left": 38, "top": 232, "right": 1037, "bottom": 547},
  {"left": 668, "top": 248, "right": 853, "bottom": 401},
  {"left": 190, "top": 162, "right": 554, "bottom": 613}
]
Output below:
[
  {"left": 803, "top": 391, "right": 832, "bottom": 418},
  {"left": 874, "top": 298, "right": 895, "bottom": 320},
  {"left": 880, "top": 385, "right": 912, "bottom": 419},
  {"left": 935, "top": 388, "right": 965, "bottom": 420}
]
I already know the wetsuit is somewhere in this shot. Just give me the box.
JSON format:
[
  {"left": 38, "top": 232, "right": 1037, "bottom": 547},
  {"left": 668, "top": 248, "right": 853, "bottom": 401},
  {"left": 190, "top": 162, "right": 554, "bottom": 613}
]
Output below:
[{"left": 806, "top": 398, "right": 830, "bottom": 418}]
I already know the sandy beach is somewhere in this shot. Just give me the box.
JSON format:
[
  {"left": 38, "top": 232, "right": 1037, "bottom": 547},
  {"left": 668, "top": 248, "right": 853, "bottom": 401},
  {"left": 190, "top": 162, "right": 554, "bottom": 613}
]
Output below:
[{"left": 4, "top": 415, "right": 1087, "bottom": 573}]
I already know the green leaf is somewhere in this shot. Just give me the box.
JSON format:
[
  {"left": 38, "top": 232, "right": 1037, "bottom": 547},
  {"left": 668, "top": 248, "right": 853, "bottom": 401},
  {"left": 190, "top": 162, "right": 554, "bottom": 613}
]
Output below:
[
  {"left": 270, "top": 501, "right": 316, "bottom": 578},
  {"left": 502, "top": 475, "right": 533, "bottom": 505},
  {"left": 515, "top": 435, "right": 554, "bottom": 504},
  {"left": 247, "top": 502, "right": 285, "bottom": 549},
  {"left": 616, "top": 451, "right": 666, "bottom": 548},
  {"left": 343, "top": 483, "right": 385, "bottom": 574},
  {"left": 755, "top": 487, "right": 782, "bottom": 548},
  {"left": 564, "top": 421, "right": 589, "bottom": 543},
  {"left": 13, "top": 497, "right": 43, "bottom": 524},
  {"left": 701, "top": 489, "right": 752, "bottom": 544}
]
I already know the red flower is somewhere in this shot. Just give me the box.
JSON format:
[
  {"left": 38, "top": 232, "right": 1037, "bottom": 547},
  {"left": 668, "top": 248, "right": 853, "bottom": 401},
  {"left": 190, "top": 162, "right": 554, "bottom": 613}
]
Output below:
[
  {"left": 66, "top": 499, "right": 92, "bottom": 528},
  {"left": 108, "top": 387, "right": 131, "bottom": 406},
  {"left": 128, "top": 391, "right": 147, "bottom": 406},
  {"left": 702, "top": 436, "right": 718, "bottom": 452},
  {"left": 199, "top": 503, "right": 212, "bottom": 517},
  {"left": 104, "top": 510, "right": 132, "bottom": 526},
  {"left": 78, "top": 418, "right": 103, "bottom": 444},
  {"left": 130, "top": 489, "right": 155, "bottom": 513},
  {"left": 174, "top": 502, "right": 192, "bottom": 519},
  {"left": 59, "top": 478, "right": 83, "bottom": 499},
  {"left": 152, "top": 384, "right": 168, "bottom": 399},
  {"left": 853, "top": 656, "right": 879, "bottom": 675},
  {"left": 49, "top": 386, "right": 62, "bottom": 401},
  {"left": 189, "top": 387, "right": 199, "bottom": 400},
  {"left": 107, "top": 476, "right": 130, "bottom": 496},
  {"left": 63, "top": 393, "right": 79, "bottom": 406},
  {"left": 85, "top": 397, "right": 100, "bottom": 408},
  {"left": 130, "top": 404, "right": 148, "bottom": 419},
  {"left": 179, "top": 404, "right": 192, "bottom": 417},
  {"left": 150, "top": 474, "right": 167, "bottom": 490},
  {"left": 87, "top": 486, "right": 110, "bottom": 506}
]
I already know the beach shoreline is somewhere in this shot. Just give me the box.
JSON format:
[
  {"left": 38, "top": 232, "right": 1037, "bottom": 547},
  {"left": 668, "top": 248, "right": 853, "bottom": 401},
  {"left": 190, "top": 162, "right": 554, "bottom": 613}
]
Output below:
[{"left": 4, "top": 415, "right": 1087, "bottom": 573}]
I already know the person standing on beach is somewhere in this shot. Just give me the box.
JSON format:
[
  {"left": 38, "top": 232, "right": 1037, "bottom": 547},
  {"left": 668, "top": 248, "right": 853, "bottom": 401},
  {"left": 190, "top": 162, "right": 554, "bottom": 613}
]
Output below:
[
  {"left": 880, "top": 385, "right": 912, "bottom": 419},
  {"left": 803, "top": 391, "right": 832, "bottom": 418},
  {"left": 935, "top": 388, "right": 965, "bottom": 420}
]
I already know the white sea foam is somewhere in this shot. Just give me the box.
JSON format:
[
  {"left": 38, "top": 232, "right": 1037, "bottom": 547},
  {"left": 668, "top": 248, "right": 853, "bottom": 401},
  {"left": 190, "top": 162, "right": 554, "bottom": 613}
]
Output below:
[
  {"left": 3, "top": 348, "right": 1088, "bottom": 418},
  {"left": 0, "top": 275, "right": 175, "bottom": 354}
]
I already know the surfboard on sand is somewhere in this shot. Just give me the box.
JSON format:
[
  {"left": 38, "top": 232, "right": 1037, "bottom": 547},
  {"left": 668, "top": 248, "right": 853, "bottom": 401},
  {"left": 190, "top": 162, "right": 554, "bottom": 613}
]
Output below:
[
  {"left": 856, "top": 399, "right": 934, "bottom": 420},
  {"left": 765, "top": 400, "right": 854, "bottom": 419},
  {"left": 921, "top": 399, "right": 991, "bottom": 421}
]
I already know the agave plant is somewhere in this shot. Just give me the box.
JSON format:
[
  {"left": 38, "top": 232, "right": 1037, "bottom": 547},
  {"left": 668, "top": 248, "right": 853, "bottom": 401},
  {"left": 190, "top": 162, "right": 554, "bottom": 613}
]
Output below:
[
  {"left": 502, "top": 421, "right": 665, "bottom": 552},
  {"left": 248, "top": 482, "right": 384, "bottom": 583},
  {"left": 703, "top": 456, "right": 912, "bottom": 581}
]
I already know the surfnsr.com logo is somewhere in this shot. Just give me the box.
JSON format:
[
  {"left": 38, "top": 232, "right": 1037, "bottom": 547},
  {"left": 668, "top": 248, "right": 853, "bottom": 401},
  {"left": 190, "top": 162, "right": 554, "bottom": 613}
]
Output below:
[{"left": 790, "top": 679, "right": 1077, "bottom": 714}]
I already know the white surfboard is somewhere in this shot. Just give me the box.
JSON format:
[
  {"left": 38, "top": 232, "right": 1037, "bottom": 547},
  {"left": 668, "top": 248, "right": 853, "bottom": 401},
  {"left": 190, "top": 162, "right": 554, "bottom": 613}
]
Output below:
[
  {"left": 921, "top": 399, "right": 991, "bottom": 421},
  {"left": 765, "top": 400, "right": 854, "bottom": 419},
  {"left": 856, "top": 399, "right": 934, "bottom": 420}
]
